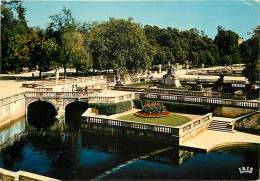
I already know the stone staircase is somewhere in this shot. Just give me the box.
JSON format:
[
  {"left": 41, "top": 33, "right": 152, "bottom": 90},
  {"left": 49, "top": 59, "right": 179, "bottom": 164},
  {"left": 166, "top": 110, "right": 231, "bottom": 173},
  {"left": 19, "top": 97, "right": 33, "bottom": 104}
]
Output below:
[{"left": 208, "top": 117, "right": 235, "bottom": 133}]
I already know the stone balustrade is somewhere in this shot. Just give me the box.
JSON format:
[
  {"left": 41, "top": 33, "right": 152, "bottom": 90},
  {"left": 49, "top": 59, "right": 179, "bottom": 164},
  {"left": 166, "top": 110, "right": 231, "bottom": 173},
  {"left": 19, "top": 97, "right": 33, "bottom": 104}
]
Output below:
[
  {"left": 82, "top": 116, "right": 179, "bottom": 135},
  {"left": 0, "top": 93, "right": 25, "bottom": 106},
  {"left": 82, "top": 113, "right": 212, "bottom": 144},
  {"left": 0, "top": 168, "right": 59, "bottom": 181},
  {"left": 88, "top": 93, "right": 134, "bottom": 103},
  {"left": 114, "top": 86, "right": 235, "bottom": 99},
  {"left": 176, "top": 113, "right": 212, "bottom": 143},
  {"left": 145, "top": 93, "right": 259, "bottom": 108},
  {"left": 24, "top": 91, "right": 89, "bottom": 98}
]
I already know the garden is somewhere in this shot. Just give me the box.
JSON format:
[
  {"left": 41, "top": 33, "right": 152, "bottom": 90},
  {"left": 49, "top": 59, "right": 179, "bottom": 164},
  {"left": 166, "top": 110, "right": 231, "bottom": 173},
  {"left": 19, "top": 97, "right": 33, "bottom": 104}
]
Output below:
[{"left": 117, "top": 101, "right": 191, "bottom": 127}]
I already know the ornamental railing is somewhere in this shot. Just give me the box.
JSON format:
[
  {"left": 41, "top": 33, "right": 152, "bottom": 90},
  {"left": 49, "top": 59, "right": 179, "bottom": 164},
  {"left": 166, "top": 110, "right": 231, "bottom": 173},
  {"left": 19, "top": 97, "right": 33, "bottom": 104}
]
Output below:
[
  {"left": 82, "top": 115, "right": 179, "bottom": 135},
  {"left": 145, "top": 93, "right": 259, "bottom": 108},
  {"left": 113, "top": 86, "right": 236, "bottom": 99},
  {"left": 0, "top": 93, "right": 25, "bottom": 106},
  {"left": 82, "top": 113, "right": 212, "bottom": 138},
  {"left": 24, "top": 91, "right": 93, "bottom": 98}
]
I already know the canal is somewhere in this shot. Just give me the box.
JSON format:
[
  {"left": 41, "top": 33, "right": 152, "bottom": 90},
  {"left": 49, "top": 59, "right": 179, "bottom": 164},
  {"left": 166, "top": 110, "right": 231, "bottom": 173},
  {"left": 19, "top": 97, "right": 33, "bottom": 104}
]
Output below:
[{"left": 0, "top": 115, "right": 259, "bottom": 180}]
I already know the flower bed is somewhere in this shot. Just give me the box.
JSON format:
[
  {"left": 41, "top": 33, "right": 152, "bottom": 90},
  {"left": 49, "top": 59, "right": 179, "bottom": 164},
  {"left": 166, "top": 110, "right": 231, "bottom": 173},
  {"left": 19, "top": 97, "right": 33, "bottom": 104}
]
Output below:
[
  {"left": 142, "top": 101, "right": 166, "bottom": 114},
  {"left": 134, "top": 111, "right": 171, "bottom": 118}
]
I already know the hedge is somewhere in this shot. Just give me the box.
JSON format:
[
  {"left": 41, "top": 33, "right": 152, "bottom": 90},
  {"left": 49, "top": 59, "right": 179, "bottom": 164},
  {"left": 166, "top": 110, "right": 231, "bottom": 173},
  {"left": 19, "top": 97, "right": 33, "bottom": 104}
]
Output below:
[
  {"left": 89, "top": 100, "right": 132, "bottom": 115},
  {"left": 133, "top": 99, "right": 215, "bottom": 115}
]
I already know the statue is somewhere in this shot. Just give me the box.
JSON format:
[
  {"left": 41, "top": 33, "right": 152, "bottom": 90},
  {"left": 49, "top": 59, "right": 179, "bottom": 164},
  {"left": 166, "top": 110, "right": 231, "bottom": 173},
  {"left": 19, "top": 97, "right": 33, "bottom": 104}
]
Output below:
[
  {"left": 116, "top": 73, "right": 121, "bottom": 85},
  {"left": 162, "top": 65, "right": 181, "bottom": 87},
  {"left": 195, "top": 77, "right": 203, "bottom": 91}
]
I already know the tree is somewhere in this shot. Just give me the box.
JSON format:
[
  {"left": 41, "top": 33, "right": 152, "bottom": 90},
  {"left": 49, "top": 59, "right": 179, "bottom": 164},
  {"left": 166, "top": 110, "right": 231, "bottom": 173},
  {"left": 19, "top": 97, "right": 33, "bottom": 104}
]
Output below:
[
  {"left": 46, "top": 7, "right": 78, "bottom": 78},
  {"left": 1, "top": 1, "right": 30, "bottom": 73},
  {"left": 240, "top": 26, "right": 260, "bottom": 87},
  {"left": 90, "top": 18, "right": 153, "bottom": 76},
  {"left": 5, "top": 34, "right": 30, "bottom": 73},
  {"left": 214, "top": 26, "right": 241, "bottom": 65},
  {"left": 61, "top": 31, "right": 92, "bottom": 74},
  {"left": 42, "top": 39, "right": 61, "bottom": 80}
]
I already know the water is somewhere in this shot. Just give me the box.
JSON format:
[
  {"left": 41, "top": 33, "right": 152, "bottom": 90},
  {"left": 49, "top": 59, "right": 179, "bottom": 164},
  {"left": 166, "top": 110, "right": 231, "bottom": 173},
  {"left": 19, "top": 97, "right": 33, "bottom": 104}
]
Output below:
[{"left": 0, "top": 118, "right": 259, "bottom": 180}]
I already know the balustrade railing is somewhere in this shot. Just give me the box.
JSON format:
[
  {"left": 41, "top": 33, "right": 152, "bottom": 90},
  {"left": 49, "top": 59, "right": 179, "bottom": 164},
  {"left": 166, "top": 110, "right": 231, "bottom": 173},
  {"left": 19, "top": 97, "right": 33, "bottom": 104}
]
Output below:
[
  {"left": 176, "top": 113, "right": 212, "bottom": 136},
  {"left": 24, "top": 91, "right": 87, "bottom": 98},
  {"left": 82, "top": 113, "right": 212, "bottom": 137},
  {"left": 145, "top": 93, "right": 259, "bottom": 108},
  {"left": 114, "top": 86, "right": 236, "bottom": 99},
  {"left": 82, "top": 116, "right": 179, "bottom": 135},
  {"left": 0, "top": 93, "right": 25, "bottom": 106}
]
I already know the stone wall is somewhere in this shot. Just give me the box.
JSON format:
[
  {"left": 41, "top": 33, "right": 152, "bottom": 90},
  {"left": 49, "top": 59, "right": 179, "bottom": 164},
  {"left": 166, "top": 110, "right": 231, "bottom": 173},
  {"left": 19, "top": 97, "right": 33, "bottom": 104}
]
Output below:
[
  {"left": 0, "top": 94, "right": 25, "bottom": 125},
  {"left": 0, "top": 168, "right": 59, "bottom": 181}
]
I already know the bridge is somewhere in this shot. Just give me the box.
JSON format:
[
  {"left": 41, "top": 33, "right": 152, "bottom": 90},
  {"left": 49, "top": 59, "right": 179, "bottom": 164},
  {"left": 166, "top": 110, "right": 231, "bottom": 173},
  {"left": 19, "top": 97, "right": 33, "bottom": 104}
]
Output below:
[{"left": 24, "top": 91, "right": 93, "bottom": 116}]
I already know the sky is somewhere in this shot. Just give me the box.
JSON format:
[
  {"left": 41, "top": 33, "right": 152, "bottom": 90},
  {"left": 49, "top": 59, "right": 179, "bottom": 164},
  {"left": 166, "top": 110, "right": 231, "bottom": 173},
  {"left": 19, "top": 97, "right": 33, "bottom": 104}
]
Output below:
[{"left": 22, "top": 0, "right": 259, "bottom": 39}]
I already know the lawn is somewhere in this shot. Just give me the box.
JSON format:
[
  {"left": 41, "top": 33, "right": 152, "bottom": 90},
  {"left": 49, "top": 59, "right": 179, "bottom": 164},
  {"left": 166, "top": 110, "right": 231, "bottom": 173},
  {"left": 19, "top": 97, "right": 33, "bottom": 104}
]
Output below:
[
  {"left": 126, "top": 81, "right": 153, "bottom": 88},
  {"left": 117, "top": 112, "right": 191, "bottom": 127}
]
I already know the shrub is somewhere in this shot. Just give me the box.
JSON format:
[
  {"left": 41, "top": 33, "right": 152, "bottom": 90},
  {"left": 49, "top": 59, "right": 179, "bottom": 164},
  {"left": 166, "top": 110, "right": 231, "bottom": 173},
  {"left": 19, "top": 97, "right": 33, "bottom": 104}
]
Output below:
[
  {"left": 133, "top": 99, "right": 215, "bottom": 115},
  {"left": 89, "top": 100, "right": 132, "bottom": 115}
]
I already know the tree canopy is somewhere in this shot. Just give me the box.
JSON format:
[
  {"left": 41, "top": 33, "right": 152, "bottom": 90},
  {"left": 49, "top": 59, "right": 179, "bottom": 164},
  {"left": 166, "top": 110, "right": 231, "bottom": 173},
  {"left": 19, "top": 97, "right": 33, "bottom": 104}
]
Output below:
[{"left": 1, "top": 2, "right": 258, "bottom": 86}]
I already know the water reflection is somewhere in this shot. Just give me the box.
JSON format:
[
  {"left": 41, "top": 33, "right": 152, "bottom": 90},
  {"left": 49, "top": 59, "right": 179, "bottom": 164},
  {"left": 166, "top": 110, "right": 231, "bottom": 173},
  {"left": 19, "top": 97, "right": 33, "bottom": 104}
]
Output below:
[
  {"left": 0, "top": 117, "right": 25, "bottom": 146},
  {"left": 0, "top": 117, "right": 259, "bottom": 180}
]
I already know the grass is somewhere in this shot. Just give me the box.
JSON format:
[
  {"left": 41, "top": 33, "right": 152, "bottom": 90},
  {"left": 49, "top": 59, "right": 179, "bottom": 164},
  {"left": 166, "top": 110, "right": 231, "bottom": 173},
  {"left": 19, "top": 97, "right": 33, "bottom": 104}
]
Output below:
[
  {"left": 126, "top": 81, "right": 153, "bottom": 88},
  {"left": 117, "top": 112, "right": 191, "bottom": 127}
]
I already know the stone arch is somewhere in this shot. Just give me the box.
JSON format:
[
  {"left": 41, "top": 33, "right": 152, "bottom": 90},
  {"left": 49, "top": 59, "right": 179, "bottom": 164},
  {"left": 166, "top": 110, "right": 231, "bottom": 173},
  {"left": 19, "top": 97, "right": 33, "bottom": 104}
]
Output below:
[
  {"left": 64, "top": 100, "right": 89, "bottom": 129},
  {"left": 26, "top": 99, "right": 57, "bottom": 115},
  {"left": 26, "top": 100, "right": 57, "bottom": 128},
  {"left": 64, "top": 99, "right": 88, "bottom": 111}
]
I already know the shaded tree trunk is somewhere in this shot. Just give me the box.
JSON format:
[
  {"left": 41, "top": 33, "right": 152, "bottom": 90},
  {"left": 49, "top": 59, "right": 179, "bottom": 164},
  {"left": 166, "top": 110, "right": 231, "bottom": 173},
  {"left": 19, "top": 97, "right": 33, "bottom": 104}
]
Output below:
[{"left": 39, "top": 70, "right": 42, "bottom": 79}]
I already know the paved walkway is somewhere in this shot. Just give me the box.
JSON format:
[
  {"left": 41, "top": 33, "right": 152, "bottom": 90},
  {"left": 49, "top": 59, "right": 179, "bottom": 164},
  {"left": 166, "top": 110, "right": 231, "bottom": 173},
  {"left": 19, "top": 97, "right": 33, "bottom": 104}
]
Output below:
[
  {"left": 0, "top": 80, "right": 34, "bottom": 99},
  {"left": 180, "top": 130, "right": 260, "bottom": 153}
]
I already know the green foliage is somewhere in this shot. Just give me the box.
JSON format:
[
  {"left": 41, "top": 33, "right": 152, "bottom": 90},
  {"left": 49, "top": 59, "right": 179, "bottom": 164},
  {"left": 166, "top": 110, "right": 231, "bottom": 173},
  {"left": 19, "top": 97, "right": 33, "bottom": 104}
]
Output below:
[
  {"left": 89, "top": 18, "right": 153, "bottom": 74},
  {"left": 240, "top": 26, "right": 260, "bottom": 86},
  {"left": 133, "top": 99, "right": 215, "bottom": 115},
  {"left": 89, "top": 101, "right": 132, "bottom": 115},
  {"left": 126, "top": 81, "right": 153, "bottom": 88},
  {"left": 1, "top": 1, "right": 30, "bottom": 73},
  {"left": 1, "top": 2, "right": 256, "bottom": 76},
  {"left": 214, "top": 26, "right": 241, "bottom": 65}
]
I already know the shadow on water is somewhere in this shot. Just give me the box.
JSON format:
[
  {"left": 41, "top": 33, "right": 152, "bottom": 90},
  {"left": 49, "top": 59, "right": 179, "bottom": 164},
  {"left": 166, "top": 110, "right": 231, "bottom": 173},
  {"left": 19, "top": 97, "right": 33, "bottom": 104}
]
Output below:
[
  {"left": 0, "top": 116, "right": 259, "bottom": 180},
  {"left": 27, "top": 101, "right": 56, "bottom": 129},
  {"left": 65, "top": 101, "right": 88, "bottom": 130}
]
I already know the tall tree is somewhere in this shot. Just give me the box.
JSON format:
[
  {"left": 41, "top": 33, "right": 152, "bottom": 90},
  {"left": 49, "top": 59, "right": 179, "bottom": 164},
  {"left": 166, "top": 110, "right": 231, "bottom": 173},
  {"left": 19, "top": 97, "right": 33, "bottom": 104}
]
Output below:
[
  {"left": 42, "top": 39, "right": 61, "bottom": 80},
  {"left": 90, "top": 18, "right": 153, "bottom": 76},
  {"left": 61, "top": 31, "right": 92, "bottom": 74},
  {"left": 240, "top": 26, "right": 260, "bottom": 87},
  {"left": 1, "top": 1, "right": 30, "bottom": 73},
  {"left": 214, "top": 26, "right": 241, "bottom": 65},
  {"left": 46, "top": 7, "right": 78, "bottom": 78}
]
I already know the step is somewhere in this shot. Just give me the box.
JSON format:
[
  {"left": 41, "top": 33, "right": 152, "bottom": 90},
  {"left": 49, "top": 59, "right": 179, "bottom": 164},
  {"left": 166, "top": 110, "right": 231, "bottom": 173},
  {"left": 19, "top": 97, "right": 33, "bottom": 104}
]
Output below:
[
  {"left": 209, "top": 124, "right": 228, "bottom": 127},
  {"left": 208, "top": 125, "right": 229, "bottom": 129},
  {"left": 210, "top": 122, "right": 229, "bottom": 126},
  {"left": 208, "top": 126, "right": 232, "bottom": 130},
  {"left": 208, "top": 128, "right": 234, "bottom": 133},
  {"left": 211, "top": 120, "right": 233, "bottom": 124}
]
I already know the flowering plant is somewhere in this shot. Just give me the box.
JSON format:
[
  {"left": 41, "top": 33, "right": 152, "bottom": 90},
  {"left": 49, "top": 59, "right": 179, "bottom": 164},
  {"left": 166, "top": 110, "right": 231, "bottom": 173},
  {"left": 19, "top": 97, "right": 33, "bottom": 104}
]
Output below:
[{"left": 142, "top": 101, "right": 166, "bottom": 114}]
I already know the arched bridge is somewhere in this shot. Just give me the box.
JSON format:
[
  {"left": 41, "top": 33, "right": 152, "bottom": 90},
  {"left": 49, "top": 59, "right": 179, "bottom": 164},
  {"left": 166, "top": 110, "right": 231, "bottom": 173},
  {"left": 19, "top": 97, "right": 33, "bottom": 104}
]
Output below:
[{"left": 24, "top": 92, "right": 91, "bottom": 116}]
